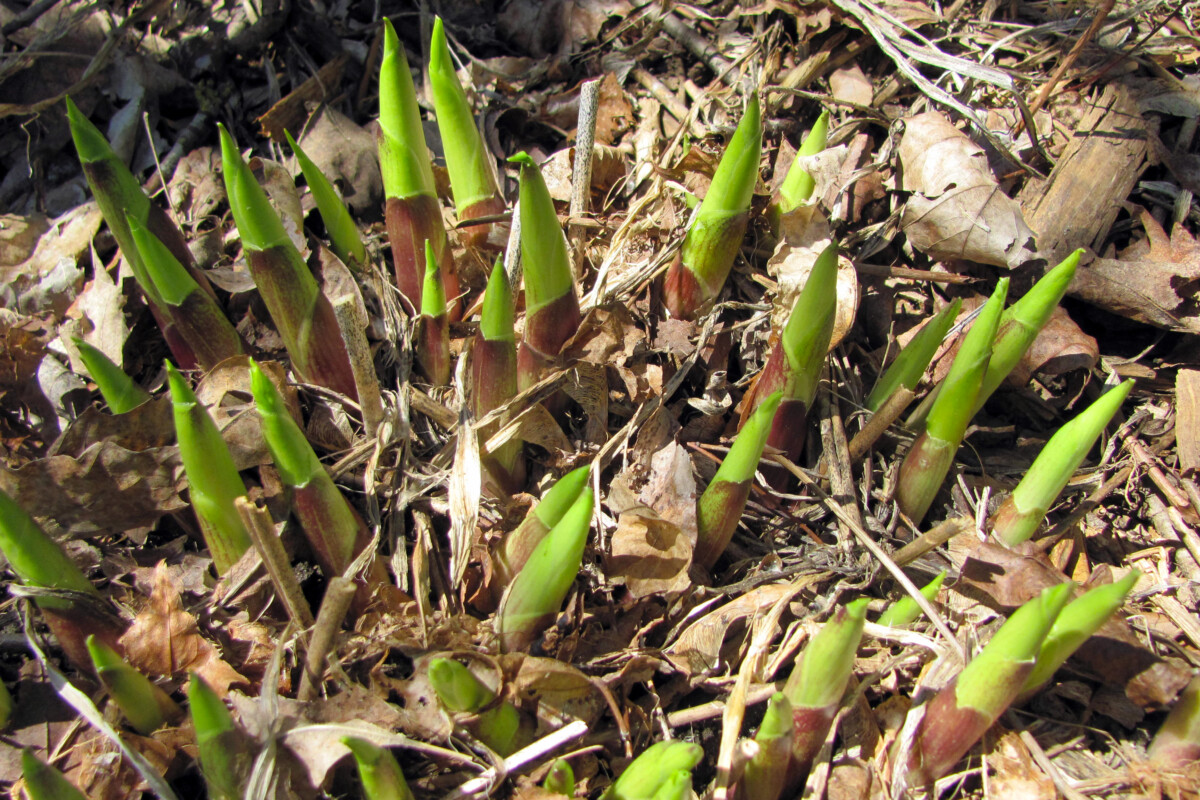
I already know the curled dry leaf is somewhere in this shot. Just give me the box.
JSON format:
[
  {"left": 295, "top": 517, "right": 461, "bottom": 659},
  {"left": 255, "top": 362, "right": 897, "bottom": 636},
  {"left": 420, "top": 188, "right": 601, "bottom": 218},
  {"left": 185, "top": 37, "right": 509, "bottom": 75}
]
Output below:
[
  {"left": 296, "top": 106, "right": 383, "bottom": 216},
  {"left": 605, "top": 509, "right": 693, "bottom": 599},
  {"left": 899, "top": 112, "right": 1037, "bottom": 268},
  {"left": 767, "top": 205, "right": 859, "bottom": 347},
  {"left": 119, "top": 561, "right": 247, "bottom": 695},
  {"left": 664, "top": 583, "right": 802, "bottom": 678},
  {"left": 67, "top": 260, "right": 128, "bottom": 367},
  {"left": 512, "top": 654, "right": 605, "bottom": 723},
  {"left": 1070, "top": 207, "right": 1200, "bottom": 332},
  {"left": 1, "top": 203, "right": 98, "bottom": 316},
  {"left": 1008, "top": 305, "right": 1099, "bottom": 385}
]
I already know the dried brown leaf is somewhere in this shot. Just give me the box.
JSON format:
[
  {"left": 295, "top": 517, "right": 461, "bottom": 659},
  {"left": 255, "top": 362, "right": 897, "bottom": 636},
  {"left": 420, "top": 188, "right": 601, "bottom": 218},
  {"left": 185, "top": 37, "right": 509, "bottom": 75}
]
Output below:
[
  {"left": 767, "top": 205, "right": 858, "bottom": 347},
  {"left": 899, "top": 112, "right": 1036, "bottom": 268},
  {"left": 1177, "top": 369, "right": 1200, "bottom": 473},
  {"left": 605, "top": 508, "right": 693, "bottom": 598},
  {"left": 665, "top": 584, "right": 799, "bottom": 677},
  {"left": 296, "top": 106, "right": 382, "bottom": 216},
  {"left": 1009, "top": 305, "right": 1099, "bottom": 384}
]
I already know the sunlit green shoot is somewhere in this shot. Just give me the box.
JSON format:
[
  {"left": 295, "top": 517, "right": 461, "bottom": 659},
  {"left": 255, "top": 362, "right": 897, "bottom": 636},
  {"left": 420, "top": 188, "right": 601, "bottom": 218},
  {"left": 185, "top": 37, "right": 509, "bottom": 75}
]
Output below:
[
  {"left": 992, "top": 379, "right": 1134, "bottom": 547},
  {"left": 21, "top": 749, "right": 89, "bottom": 800},
  {"left": 1150, "top": 675, "right": 1200, "bottom": 768},
  {"left": 86, "top": 635, "right": 179, "bottom": 735},
  {"left": 973, "top": 250, "right": 1080, "bottom": 415},
  {"left": 72, "top": 338, "right": 150, "bottom": 414},
  {"left": 696, "top": 391, "right": 782, "bottom": 569},
  {"left": 379, "top": 19, "right": 436, "bottom": 201},
  {"left": 0, "top": 488, "right": 99, "bottom": 603},
  {"left": 663, "top": 94, "right": 761, "bottom": 319},
  {"left": 498, "top": 465, "right": 590, "bottom": 582},
  {"left": 472, "top": 259, "right": 523, "bottom": 494},
  {"left": 544, "top": 759, "right": 575, "bottom": 796},
  {"left": 342, "top": 737, "right": 415, "bottom": 800},
  {"left": 188, "top": 673, "right": 243, "bottom": 800},
  {"left": 877, "top": 571, "right": 946, "bottom": 628},
  {"left": 867, "top": 299, "right": 962, "bottom": 413},
  {"left": 651, "top": 771, "right": 692, "bottom": 800},
  {"left": 1022, "top": 571, "right": 1139, "bottom": 696},
  {"left": 737, "top": 692, "right": 793, "bottom": 800},
  {"left": 429, "top": 657, "right": 525, "bottom": 755},
  {"left": 497, "top": 488, "right": 593, "bottom": 652},
  {"left": 601, "top": 741, "right": 703, "bottom": 800},
  {"left": 897, "top": 279, "right": 1008, "bottom": 524},
  {"left": 286, "top": 130, "right": 366, "bottom": 268},
  {"left": 777, "top": 109, "right": 829, "bottom": 213},
  {"left": 911, "top": 583, "right": 1072, "bottom": 784},
  {"left": 167, "top": 362, "right": 251, "bottom": 573},
  {"left": 417, "top": 239, "right": 451, "bottom": 386}
]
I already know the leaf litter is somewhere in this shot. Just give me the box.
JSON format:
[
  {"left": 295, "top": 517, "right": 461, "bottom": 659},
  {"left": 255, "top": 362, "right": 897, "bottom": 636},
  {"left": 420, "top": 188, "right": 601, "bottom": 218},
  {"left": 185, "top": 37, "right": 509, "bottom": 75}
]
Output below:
[{"left": 0, "top": 1, "right": 1197, "bottom": 799}]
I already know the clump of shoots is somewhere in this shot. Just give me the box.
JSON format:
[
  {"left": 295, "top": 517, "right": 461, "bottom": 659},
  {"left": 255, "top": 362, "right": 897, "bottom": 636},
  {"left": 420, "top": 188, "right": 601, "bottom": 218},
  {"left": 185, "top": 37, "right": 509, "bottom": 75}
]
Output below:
[
  {"left": 735, "top": 692, "right": 794, "bottom": 800},
  {"left": 429, "top": 17, "right": 505, "bottom": 249},
  {"left": 543, "top": 759, "right": 575, "bottom": 796},
  {"left": 780, "top": 598, "right": 868, "bottom": 792},
  {"left": 771, "top": 109, "right": 829, "bottom": 222},
  {"left": 416, "top": 240, "right": 451, "bottom": 386},
  {"left": 509, "top": 152, "right": 582, "bottom": 391},
  {"left": 219, "top": 124, "right": 358, "bottom": 399},
  {"left": 0, "top": 488, "right": 122, "bottom": 670},
  {"left": 991, "top": 379, "right": 1134, "bottom": 546},
  {"left": 600, "top": 741, "right": 703, "bottom": 800},
  {"left": 877, "top": 571, "right": 947, "bottom": 628},
  {"left": 495, "top": 465, "right": 590, "bottom": 588},
  {"left": 1020, "top": 571, "right": 1140, "bottom": 698},
  {"left": 746, "top": 241, "right": 838, "bottom": 467},
  {"left": 21, "top": 749, "right": 89, "bottom": 800},
  {"left": 909, "top": 583, "right": 1073, "bottom": 786},
  {"left": 496, "top": 488, "right": 594, "bottom": 652},
  {"left": 378, "top": 18, "right": 460, "bottom": 318},
  {"left": 249, "top": 360, "right": 389, "bottom": 614},
  {"left": 1150, "top": 675, "right": 1200, "bottom": 769},
  {"left": 71, "top": 338, "right": 150, "bottom": 413},
  {"left": 867, "top": 298, "right": 962, "bottom": 413},
  {"left": 972, "top": 249, "right": 1080, "bottom": 415},
  {"left": 896, "top": 279, "right": 1008, "bottom": 524},
  {"left": 663, "top": 95, "right": 761, "bottom": 319},
  {"left": 86, "top": 635, "right": 180, "bottom": 735},
  {"left": 285, "top": 130, "right": 366, "bottom": 268},
  {"left": 695, "top": 391, "right": 782, "bottom": 569},
  {"left": 471, "top": 259, "right": 524, "bottom": 494},
  {"left": 428, "top": 657, "right": 529, "bottom": 755},
  {"left": 66, "top": 97, "right": 216, "bottom": 367},
  {"left": 127, "top": 214, "right": 244, "bottom": 369},
  {"left": 188, "top": 673, "right": 246, "bottom": 800},
  {"left": 342, "top": 737, "right": 415, "bottom": 800},
  {"left": 167, "top": 362, "right": 252, "bottom": 573}
]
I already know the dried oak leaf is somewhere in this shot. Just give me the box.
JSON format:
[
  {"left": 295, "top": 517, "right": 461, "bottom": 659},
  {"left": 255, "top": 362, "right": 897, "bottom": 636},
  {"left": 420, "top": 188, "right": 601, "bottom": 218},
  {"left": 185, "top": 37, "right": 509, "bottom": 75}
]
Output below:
[
  {"left": 120, "top": 561, "right": 247, "bottom": 695},
  {"left": 899, "top": 112, "right": 1037, "bottom": 268},
  {"left": 767, "top": 204, "right": 859, "bottom": 348},
  {"left": 0, "top": 309, "right": 52, "bottom": 393},
  {"left": 1070, "top": 207, "right": 1200, "bottom": 332}
]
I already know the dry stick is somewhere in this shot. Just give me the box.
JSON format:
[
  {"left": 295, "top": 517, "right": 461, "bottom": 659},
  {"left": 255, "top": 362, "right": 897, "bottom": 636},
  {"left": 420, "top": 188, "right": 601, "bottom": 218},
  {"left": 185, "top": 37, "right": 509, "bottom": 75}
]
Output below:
[
  {"left": 891, "top": 516, "right": 974, "bottom": 567},
  {"left": 334, "top": 295, "right": 385, "bottom": 439},
  {"left": 570, "top": 79, "right": 602, "bottom": 219},
  {"left": 235, "top": 497, "right": 315, "bottom": 629},
  {"left": 820, "top": 382, "right": 865, "bottom": 545},
  {"left": 775, "top": 457, "right": 967, "bottom": 662},
  {"left": 1015, "top": 0, "right": 1117, "bottom": 135},
  {"left": 660, "top": 12, "right": 734, "bottom": 84},
  {"left": 1019, "top": 730, "right": 1091, "bottom": 800},
  {"left": 445, "top": 720, "right": 589, "bottom": 800},
  {"left": 297, "top": 576, "right": 357, "bottom": 701},
  {"left": 1128, "top": 437, "right": 1190, "bottom": 507},
  {"left": 848, "top": 386, "right": 916, "bottom": 462},
  {"left": 632, "top": 68, "right": 704, "bottom": 137},
  {"left": 1034, "top": 463, "right": 1134, "bottom": 553}
]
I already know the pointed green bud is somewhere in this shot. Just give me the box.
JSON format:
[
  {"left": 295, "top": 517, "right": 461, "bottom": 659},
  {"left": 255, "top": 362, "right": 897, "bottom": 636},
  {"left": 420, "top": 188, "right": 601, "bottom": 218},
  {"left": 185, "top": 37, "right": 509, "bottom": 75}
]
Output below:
[
  {"left": 737, "top": 692, "right": 793, "bottom": 800},
  {"left": 498, "top": 466, "right": 589, "bottom": 584},
  {"left": 699, "top": 94, "right": 761, "bottom": 217},
  {"left": 429, "top": 17, "right": 501, "bottom": 217},
  {"left": 0, "top": 488, "right": 99, "bottom": 603},
  {"left": 189, "top": 673, "right": 243, "bottom": 800},
  {"left": 421, "top": 240, "right": 446, "bottom": 319},
  {"left": 127, "top": 213, "right": 197, "bottom": 306},
  {"left": 651, "top": 771, "right": 692, "bottom": 800},
  {"left": 777, "top": 109, "right": 829, "bottom": 212},
  {"left": 21, "top": 749, "right": 89, "bottom": 800},
  {"left": 780, "top": 241, "right": 838, "bottom": 406},
  {"left": 342, "top": 737, "right": 415, "bottom": 800},
  {"left": 992, "top": 379, "right": 1134, "bottom": 546},
  {"left": 867, "top": 298, "right": 962, "bottom": 413},
  {"left": 695, "top": 391, "right": 782, "bottom": 569},
  {"left": 509, "top": 152, "right": 573, "bottom": 317},
  {"left": 72, "top": 338, "right": 150, "bottom": 414},
  {"left": 249, "top": 360, "right": 322, "bottom": 488},
  {"left": 286, "top": 130, "right": 366, "bottom": 267},
  {"left": 1150, "top": 675, "right": 1200, "bottom": 768},
  {"left": 785, "top": 598, "right": 869, "bottom": 710},
  {"left": 480, "top": 258, "right": 515, "bottom": 343},
  {"left": 167, "top": 362, "right": 252, "bottom": 573},
  {"left": 533, "top": 466, "right": 591, "bottom": 529},
  {"left": 602, "top": 741, "right": 703, "bottom": 800},
  {"left": 877, "top": 571, "right": 947, "bottom": 628},
  {"left": 86, "top": 635, "right": 178, "bottom": 734},
  {"left": 544, "top": 759, "right": 575, "bottom": 796},
  {"left": 1022, "top": 571, "right": 1139, "bottom": 695},
  {"left": 379, "top": 19, "right": 436, "bottom": 200},
  {"left": 65, "top": 96, "right": 152, "bottom": 248},
  {"left": 497, "top": 488, "right": 594, "bottom": 652},
  {"left": 974, "top": 250, "right": 1080, "bottom": 414},
  {"left": 429, "top": 657, "right": 494, "bottom": 712},
  {"left": 219, "top": 124, "right": 291, "bottom": 251}
]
